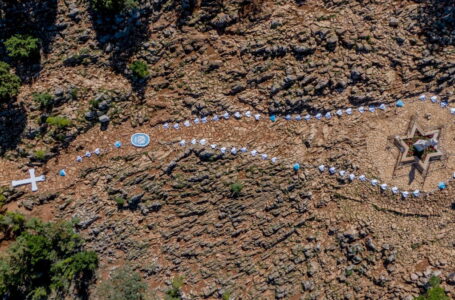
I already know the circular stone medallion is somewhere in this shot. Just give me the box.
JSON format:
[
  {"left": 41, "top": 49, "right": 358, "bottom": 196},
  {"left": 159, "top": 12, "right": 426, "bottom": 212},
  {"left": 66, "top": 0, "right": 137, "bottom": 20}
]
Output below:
[{"left": 131, "top": 133, "right": 150, "bottom": 148}]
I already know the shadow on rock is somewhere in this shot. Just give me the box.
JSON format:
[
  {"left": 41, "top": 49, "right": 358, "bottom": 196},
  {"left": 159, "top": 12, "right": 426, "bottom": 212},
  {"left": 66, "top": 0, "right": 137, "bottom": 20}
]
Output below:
[
  {"left": 0, "top": 103, "right": 27, "bottom": 156},
  {"left": 418, "top": 0, "right": 455, "bottom": 47},
  {"left": 0, "top": 0, "right": 58, "bottom": 80}
]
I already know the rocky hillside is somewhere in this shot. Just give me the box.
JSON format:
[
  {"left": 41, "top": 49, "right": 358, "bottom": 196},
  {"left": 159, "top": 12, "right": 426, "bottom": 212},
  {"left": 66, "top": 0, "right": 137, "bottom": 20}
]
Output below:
[{"left": 0, "top": 0, "right": 454, "bottom": 299}]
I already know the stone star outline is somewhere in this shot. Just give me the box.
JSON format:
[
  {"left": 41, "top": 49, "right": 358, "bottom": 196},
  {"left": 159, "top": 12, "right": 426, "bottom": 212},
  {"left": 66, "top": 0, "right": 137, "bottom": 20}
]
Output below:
[{"left": 393, "top": 116, "right": 443, "bottom": 176}]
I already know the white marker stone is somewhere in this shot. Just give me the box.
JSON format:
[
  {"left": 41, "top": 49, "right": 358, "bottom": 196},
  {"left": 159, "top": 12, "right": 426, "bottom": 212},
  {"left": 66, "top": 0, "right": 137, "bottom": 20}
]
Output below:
[
  {"left": 380, "top": 184, "right": 388, "bottom": 190},
  {"left": 412, "top": 190, "right": 420, "bottom": 197},
  {"left": 346, "top": 108, "right": 353, "bottom": 115},
  {"left": 339, "top": 170, "right": 346, "bottom": 177},
  {"left": 211, "top": 144, "right": 217, "bottom": 149},
  {"left": 231, "top": 147, "right": 237, "bottom": 155},
  {"left": 368, "top": 106, "right": 375, "bottom": 113},
  {"left": 285, "top": 115, "right": 291, "bottom": 120},
  {"left": 431, "top": 95, "right": 438, "bottom": 103},
  {"left": 223, "top": 112, "right": 230, "bottom": 119},
  {"left": 329, "top": 167, "right": 336, "bottom": 174},
  {"left": 94, "top": 148, "right": 101, "bottom": 155},
  {"left": 315, "top": 113, "right": 322, "bottom": 120},
  {"left": 220, "top": 147, "right": 226, "bottom": 154},
  {"left": 234, "top": 112, "right": 241, "bottom": 119},
  {"left": 240, "top": 147, "right": 247, "bottom": 153},
  {"left": 199, "top": 139, "right": 207, "bottom": 145},
  {"left": 336, "top": 109, "right": 343, "bottom": 116},
  {"left": 371, "top": 179, "right": 378, "bottom": 186},
  {"left": 173, "top": 123, "right": 180, "bottom": 129},
  {"left": 359, "top": 175, "right": 366, "bottom": 181},
  {"left": 295, "top": 115, "right": 302, "bottom": 121},
  {"left": 163, "top": 123, "right": 169, "bottom": 129},
  {"left": 212, "top": 115, "right": 219, "bottom": 121},
  {"left": 419, "top": 94, "right": 426, "bottom": 101},
  {"left": 304, "top": 114, "right": 311, "bottom": 121},
  {"left": 379, "top": 104, "right": 386, "bottom": 110},
  {"left": 450, "top": 108, "right": 455, "bottom": 115},
  {"left": 325, "top": 112, "right": 332, "bottom": 119},
  {"left": 76, "top": 156, "right": 83, "bottom": 162},
  {"left": 85, "top": 151, "right": 92, "bottom": 157},
  {"left": 391, "top": 186, "right": 399, "bottom": 194},
  {"left": 12, "top": 169, "right": 45, "bottom": 192},
  {"left": 179, "top": 140, "right": 186, "bottom": 146},
  {"left": 245, "top": 111, "right": 252, "bottom": 118},
  {"left": 271, "top": 157, "right": 277, "bottom": 163},
  {"left": 191, "top": 139, "right": 197, "bottom": 145},
  {"left": 358, "top": 106, "right": 365, "bottom": 113},
  {"left": 251, "top": 150, "right": 258, "bottom": 156},
  {"left": 184, "top": 120, "right": 191, "bottom": 127},
  {"left": 261, "top": 153, "right": 268, "bottom": 160},
  {"left": 401, "top": 191, "right": 409, "bottom": 198},
  {"left": 254, "top": 114, "right": 261, "bottom": 120},
  {"left": 349, "top": 174, "right": 356, "bottom": 181},
  {"left": 201, "top": 117, "right": 208, "bottom": 123},
  {"left": 194, "top": 118, "right": 200, "bottom": 124},
  {"left": 318, "top": 165, "right": 325, "bottom": 172}
]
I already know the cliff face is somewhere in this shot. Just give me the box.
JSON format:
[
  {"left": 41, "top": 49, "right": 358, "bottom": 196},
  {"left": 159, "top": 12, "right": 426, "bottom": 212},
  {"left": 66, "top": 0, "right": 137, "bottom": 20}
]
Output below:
[{"left": 0, "top": 0, "right": 454, "bottom": 299}]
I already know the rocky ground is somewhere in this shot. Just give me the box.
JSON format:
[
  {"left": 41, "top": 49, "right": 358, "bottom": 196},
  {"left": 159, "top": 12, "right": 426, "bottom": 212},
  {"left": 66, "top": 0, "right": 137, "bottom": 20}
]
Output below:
[{"left": 1, "top": 0, "right": 455, "bottom": 299}]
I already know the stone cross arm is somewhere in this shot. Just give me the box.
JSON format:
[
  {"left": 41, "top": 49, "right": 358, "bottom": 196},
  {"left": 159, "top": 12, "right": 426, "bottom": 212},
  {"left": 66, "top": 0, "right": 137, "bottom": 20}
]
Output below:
[{"left": 11, "top": 169, "right": 45, "bottom": 192}]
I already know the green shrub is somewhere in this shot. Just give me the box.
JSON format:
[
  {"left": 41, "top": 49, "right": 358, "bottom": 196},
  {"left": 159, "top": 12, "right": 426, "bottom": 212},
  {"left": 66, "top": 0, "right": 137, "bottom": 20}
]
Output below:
[
  {"left": 4, "top": 34, "right": 40, "bottom": 59},
  {"left": 414, "top": 276, "right": 450, "bottom": 300},
  {"left": 97, "top": 265, "right": 148, "bottom": 300},
  {"left": 33, "top": 92, "right": 54, "bottom": 109},
  {"left": 129, "top": 60, "right": 149, "bottom": 79},
  {"left": 0, "top": 61, "right": 21, "bottom": 101},
  {"left": 165, "top": 276, "right": 184, "bottom": 300},
  {"left": 0, "top": 212, "right": 26, "bottom": 239},
  {"left": 46, "top": 116, "right": 72, "bottom": 129},
  {"left": 34, "top": 149, "right": 47, "bottom": 161},
  {"left": 91, "top": 0, "right": 138, "bottom": 12},
  {"left": 230, "top": 182, "right": 243, "bottom": 198},
  {"left": 0, "top": 215, "right": 98, "bottom": 299},
  {"left": 114, "top": 197, "right": 126, "bottom": 207}
]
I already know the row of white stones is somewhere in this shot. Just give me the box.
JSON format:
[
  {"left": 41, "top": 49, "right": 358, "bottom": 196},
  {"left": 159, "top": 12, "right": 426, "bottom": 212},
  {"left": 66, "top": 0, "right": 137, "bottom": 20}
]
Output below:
[
  {"left": 177, "top": 138, "right": 279, "bottom": 163},
  {"left": 160, "top": 103, "right": 391, "bottom": 130}
]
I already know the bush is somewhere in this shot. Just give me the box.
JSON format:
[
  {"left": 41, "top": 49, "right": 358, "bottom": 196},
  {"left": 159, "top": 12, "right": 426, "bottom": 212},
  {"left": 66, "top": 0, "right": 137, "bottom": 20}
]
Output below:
[
  {"left": 230, "top": 182, "right": 243, "bottom": 198},
  {"left": 34, "top": 149, "right": 47, "bottom": 161},
  {"left": 414, "top": 276, "right": 450, "bottom": 300},
  {"left": 46, "top": 116, "right": 72, "bottom": 129},
  {"left": 4, "top": 34, "right": 40, "bottom": 60},
  {"left": 0, "top": 61, "right": 21, "bottom": 101},
  {"left": 97, "top": 265, "right": 148, "bottom": 300},
  {"left": 114, "top": 197, "right": 126, "bottom": 207},
  {"left": 165, "top": 276, "right": 184, "bottom": 300},
  {"left": 91, "top": 0, "right": 138, "bottom": 12},
  {"left": 33, "top": 92, "right": 54, "bottom": 109},
  {"left": 0, "top": 215, "right": 98, "bottom": 299},
  {"left": 129, "top": 60, "right": 149, "bottom": 79}
]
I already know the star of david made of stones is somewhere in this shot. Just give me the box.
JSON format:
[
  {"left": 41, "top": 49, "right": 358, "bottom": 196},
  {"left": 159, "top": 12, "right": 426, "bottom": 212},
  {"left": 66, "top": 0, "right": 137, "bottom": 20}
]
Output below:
[
  {"left": 393, "top": 116, "right": 443, "bottom": 179},
  {"left": 131, "top": 133, "right": 151, "bottom": 148}
]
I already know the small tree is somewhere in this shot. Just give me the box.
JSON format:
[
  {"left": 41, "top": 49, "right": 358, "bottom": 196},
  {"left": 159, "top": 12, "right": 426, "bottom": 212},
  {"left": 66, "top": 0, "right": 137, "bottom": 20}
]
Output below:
[
  {"left": 0, "top": 62, "right": 21, "bottom": 102},
  {"left": 46, "top": 116, "right": 72, "bottom": 129},
  {"left": 97, "top": 265, "right": 148, "bottom": 300},
  {"left": 165, "top": 276, "right": 184, "bottom": 300},
  {"left": 4, "top": 34, "right": 40, "bottom": 60},
  {"left": 129, "top": 60, "right": 149, "bottom": 79}
]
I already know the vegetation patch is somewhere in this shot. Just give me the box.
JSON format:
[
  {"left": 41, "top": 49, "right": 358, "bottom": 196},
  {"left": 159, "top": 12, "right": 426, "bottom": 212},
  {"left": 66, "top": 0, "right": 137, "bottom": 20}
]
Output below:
[
  {"left": 0, "top": 62, "right": 21, "bottom": 101},
  {"left": 4, "top": 34, "right": 40, "bottom": 60},
  {"left": 129, "top": 60, "right": 150, "bottom": 79},
  {"left": 0, "top": 215, "right": 98, "bottom": 299}
]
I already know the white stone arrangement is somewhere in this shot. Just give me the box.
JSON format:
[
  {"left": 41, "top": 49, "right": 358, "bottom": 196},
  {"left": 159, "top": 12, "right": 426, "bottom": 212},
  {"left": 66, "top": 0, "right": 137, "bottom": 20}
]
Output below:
[{"left": 8, "top": 93, "right": 454, "bottom": 194}]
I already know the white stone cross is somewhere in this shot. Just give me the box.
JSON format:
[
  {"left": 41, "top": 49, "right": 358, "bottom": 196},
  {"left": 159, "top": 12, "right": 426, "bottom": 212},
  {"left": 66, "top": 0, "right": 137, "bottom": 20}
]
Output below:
[{"left": 11, "top": 169, "right": 45, "bottom": 192}]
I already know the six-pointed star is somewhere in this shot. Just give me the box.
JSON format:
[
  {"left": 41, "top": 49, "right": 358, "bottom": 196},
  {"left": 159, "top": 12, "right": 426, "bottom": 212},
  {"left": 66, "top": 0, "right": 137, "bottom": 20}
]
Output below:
[{"left": 394, "top": 117, "right": 443, "bottom": 177}]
